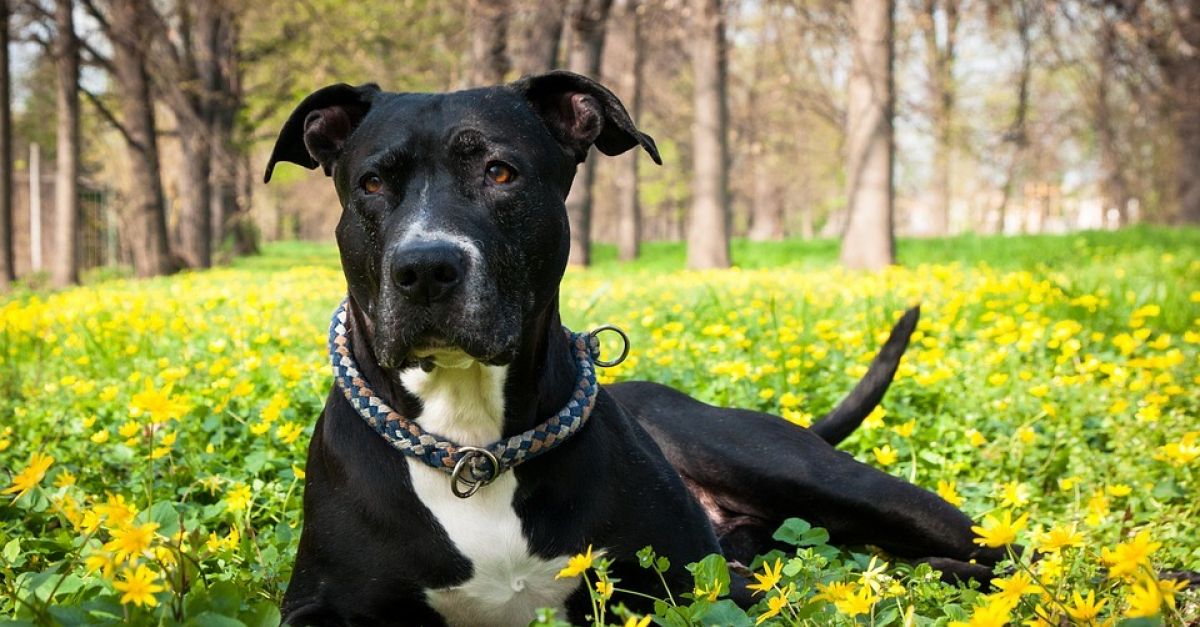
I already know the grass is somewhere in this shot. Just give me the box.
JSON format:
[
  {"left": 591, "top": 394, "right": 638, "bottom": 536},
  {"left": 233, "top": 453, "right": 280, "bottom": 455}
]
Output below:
[{"left": 1, "top": 227, "right": 1198, "bottom": 626}]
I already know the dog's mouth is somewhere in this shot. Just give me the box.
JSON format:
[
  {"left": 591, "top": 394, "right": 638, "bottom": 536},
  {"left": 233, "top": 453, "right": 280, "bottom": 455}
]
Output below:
[{"left": 373, "top": 325, "right": 519, "bottom": 372}]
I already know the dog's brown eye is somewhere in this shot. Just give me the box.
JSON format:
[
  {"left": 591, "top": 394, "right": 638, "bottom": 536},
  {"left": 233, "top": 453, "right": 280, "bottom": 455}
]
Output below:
[
  {"left": 485, "top": 162, "right": 516, "bottom": 185},
  {"left": 361, "top": 175, "right": 382, "bottom": 194}
]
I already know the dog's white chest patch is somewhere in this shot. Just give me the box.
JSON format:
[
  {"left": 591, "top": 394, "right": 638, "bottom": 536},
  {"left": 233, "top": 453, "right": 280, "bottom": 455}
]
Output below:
[{"left": 401, "top": 360, "right": 579, "bottom": 627}]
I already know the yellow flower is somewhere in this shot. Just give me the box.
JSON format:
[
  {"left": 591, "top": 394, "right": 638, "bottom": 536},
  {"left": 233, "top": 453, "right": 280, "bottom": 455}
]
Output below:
[
  {"left": 988, "top": 570, "right": 1041, "bottom": 603},
  {"left": 998, "top": 481, "right": 1029, "bottom": 508},
  {"left": 693, "top": 578, "right": 720, "bottom": 601},
  {"left": 747, "top": 558, "right": 783, "bottom": 596},
  {"left": 1101, "top": 530, "right": 1161, "bottom": 580},
  {"left": 892, "top": 419, "right": 916, "bottom": 438},
  {"left": 834, "top": 584, "right": 877, "bottom": 617},
  {"left": 755, "top": 583, "right": 794, "bottom": 625},
  {"left": 873, "top": 445, "right": 898, "bottom": 466},
  {"left": 971, "top": 510, "right": 1028, "bottom": 548},
  {"left": 277, "top": 421, "right": 305, "bottom": 444},
  {"left": 83, "top": 551, "right": 116, "bottom": 578},
  {"left": 292, "top": 464, "right": 307, "bottom": 479},
  {"left": 813, "top": 580, "right": 856, "bottom": 604},
  {"left": 91, "top": 430, "right": 110, "bottom": 444},
  {"left": 948, "top": 597, "right": 1015, "bottom": 627},
  {"left": 103, "top": 522, "right": 160, "bottom": 565},
  {"left": 987, "top": 373, "right": 1008, "bottom": 386},
  {"left": 556, "top": 545, "right": 597, "bottom": 579},
  {"left": 1125, "top": 575, "right": 1162, "bottom": 618},
  {"left": 53, "top": 469, "right": 76, "bottom": 489},
  {"left": 1059, "top": 476, "right": 1080, "bottom": 491},
  {"left": 129, "top": 380, "right": 191, "bottom": 421},
  {"left": 1035, "top": 524, "right": 1084, "bottom": 552},
  {"left": 1158, "top": 578, "right": 1186, "bottom": 610},
  {"left": 224, "top": 484, "right": 254, "bottom": 513},
  {"left": 95, "top": 493, "right": 138, "bottom": 528},
  {"left": 112, "top": 564, "right": 165, "bottom": 607},
  {"left": 1106, "top": 484, "right": 1131, "bottom": 497},
  {"left": 1066, "top": 589, "right": 1106, "bottom": 624},
  {"left": 623, "top": 616, "right": 652, "bottom": 627},
  {"left": 937, "top": 480, "right": 964, "bottom": 507},
  {"left": 3, "top": 451, "right": 55, "bottom": 500},
  {"left": 595, "top": 579, "right": 614, "bottom": 600}
]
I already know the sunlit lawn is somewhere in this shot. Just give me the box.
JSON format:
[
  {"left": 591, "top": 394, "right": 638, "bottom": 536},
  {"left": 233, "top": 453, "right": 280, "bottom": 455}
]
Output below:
[{"left": 1, "top": 227, "right": 1198, "bottom": 626}]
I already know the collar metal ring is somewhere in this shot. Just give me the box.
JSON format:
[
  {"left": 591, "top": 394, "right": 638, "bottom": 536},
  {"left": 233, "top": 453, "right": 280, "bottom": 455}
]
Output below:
[
  {"left": 450, "top": 447, "right": 500, "bottom": 499},
  {"left": 589, "top": 325, "right": 630, "bottom": 368}
]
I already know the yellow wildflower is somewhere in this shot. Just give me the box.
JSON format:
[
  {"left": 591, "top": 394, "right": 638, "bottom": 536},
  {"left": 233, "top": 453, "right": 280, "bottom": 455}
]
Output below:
[
  {"left": 937, "top": 480, "right": 964, "bottom": 507},
  {"left": 1125, "top": 575, "right": 1162, "bottom": 618},
  {"left": 623, "top": 616, "right": 652, "bottom": 627},
  {"left": 1035, "top": 525, "right": 1084, "bottom": 552},
  {"left": 113, "top": 564, "right": 165, "bottom": 607},
  {"left": 971, "top": 510, "right": 1028, "bottom": 548},
  {"left": 989, "top": 571, "right": 1041, "bottom": 603},
  {"left": 556, "top": 545, "right": 598, "bottom": 579},
  {"left": 755, "top": 583, "right": 794, "bottom": 625},
  {"left": 224, "top": 484, "right": 254, "bottom": 513},
  {"left": 747, "top": 558, "right": 782, "bottom": 596},
  {"left": 834, "top": 584, "right": 877, "bottom": 617},
  {"left": 1065, "top": 590, "right": 1106, "bottom": 624},
  {"left": 873, "top": 445, "right": 898, "bottom": 466},
  {"left": 1102, "top": 530, "right": 1161, "bottom": 581},
  {"left": 948, "top": 597, "right": 1015, "bottom": 627},
  {"left": 3, "top": 451, "right": 55, "bottom": 500},
  {"left": 103, "top": 521, "right": 160, "bottom": 565}
]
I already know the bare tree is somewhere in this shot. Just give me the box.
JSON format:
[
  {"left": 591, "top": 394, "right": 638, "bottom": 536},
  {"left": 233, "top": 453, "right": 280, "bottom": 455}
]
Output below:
[
  {"left": 511, "top": 0, "right": 568, "bottom": 75},
  {"left": 105, "top": 0, "right": 174, "bottom": 277},
  {"left": 919, "top": 0, "right": 960, "bottom": 235},
  {"left": 612, "top": 0, "right": 644, "bottom": 261},
  {"left": 686, "top": 0, "right": 731, "bottom": 269},
  {"left": 990, "top": 0, "right": 1034, "bottom": 234},
  {"left": 564, "top": 0, "right": 614, "bottom": 267},
  {"left": 52, "top": 0, "right": 80, "bottom": 288},
  {"left": 468, "top": 0, "right": 511, "bottom": 86},
  {"left": 840, "top": 0, "right": 895, "bottom": 270},
  {"left": 0, "top": 0, "right": 12, "bottom": 289}
]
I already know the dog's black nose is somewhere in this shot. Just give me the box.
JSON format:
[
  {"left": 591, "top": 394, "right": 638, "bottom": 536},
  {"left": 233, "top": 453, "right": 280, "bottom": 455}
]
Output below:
[{"left": 390, "top": 241, "right": 465, "bottom": 304}]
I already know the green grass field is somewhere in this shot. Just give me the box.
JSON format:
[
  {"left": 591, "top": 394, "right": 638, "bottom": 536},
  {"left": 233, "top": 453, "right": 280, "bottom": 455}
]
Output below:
[{"left": 1, "top": 227, "right": 1198, "bottom": 626}]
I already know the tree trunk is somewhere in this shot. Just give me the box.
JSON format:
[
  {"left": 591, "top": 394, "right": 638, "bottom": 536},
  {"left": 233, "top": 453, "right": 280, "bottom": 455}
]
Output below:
[
  {"left": 840, "top": 0, "right": 895, "bottom": 270},
  {"left": 563, "top": 0, "right": 613, "bottom": 267},
  {"left": 1096, "top": 16, "right": 1130, "bottom": 226},
  {"left": 210, "top": 12, "right": 241, "bottom": 254},
  {"left": 512, "top": 0, "right": 567, "bottom": 76},
  {"left": 920, "top": 0, "right": 957, "bottom": 236},
  {"left": 993, "top": 0, "right": 1032, "bottom": 234},
  {"left": 0, "top": 0, "right": 13, "bottom": 289},
  {"left": 468, "top": 0, "right": 511, "bottom": 86},
  {"left": 52, "top": 0, "right": 80, "bottom": 288},
  {"left": 613, "top": 0, "right": 642, "bottom": 262},
  {"left": 176, "top": 121, "right": 212, "bottom": 268},
  {"left": 686, "top": 0, "right": 731, "bottom": 270},
  {"left": 1166, "top": 54, "right": 1200, "bottom": 224},
  {"left": 111, "top": 0, "right": 174, "bottom": 278}
]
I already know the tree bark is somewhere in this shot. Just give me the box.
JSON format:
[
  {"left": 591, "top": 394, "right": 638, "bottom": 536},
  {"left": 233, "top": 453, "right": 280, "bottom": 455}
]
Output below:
[
  {"left": 613, "top": 0, "right": 643, "bottom": 261},
  {"left": 1164, "top": 32, "right": 1200, "bottom": 224},
  {"left": 920, "top": 0, "right": 957, "bottom": 236},
  {"left": 686, "top": 0, "right": 731, "bottom": 270},
  {"left": 512, "top": 0, "right": 567, "bottom": 75},
  {"left": 840, "top": 0, "right": 895, "bottom": 270},
  {"left": 0, "top": 0, "right": 13, "bottom": 289},
  {"left": 1096, "top": 15, "right": 1130, "bottom": 226},
  {"left": 52, "top": 0, "right": 80, "bottom": 287},
  {"left": 468, "top": 0, "right": 511, "bottom": 86},
  {"left": 210, "top": 14, "right": 240, "bottom": 254},
  {"left": 111, "top": 0, "right": 174, "bottom": 277},
  {"left": 563, "top": 0, "right": 613, "bottom": 267},
  {"left": 992, "top": 0, "right": 1032, "bottom": 234}
]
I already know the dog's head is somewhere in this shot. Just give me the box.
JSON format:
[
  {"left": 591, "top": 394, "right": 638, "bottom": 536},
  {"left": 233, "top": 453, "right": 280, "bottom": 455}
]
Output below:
[{"left": 265, "top": 72, "right": 660, "bottom": 371}]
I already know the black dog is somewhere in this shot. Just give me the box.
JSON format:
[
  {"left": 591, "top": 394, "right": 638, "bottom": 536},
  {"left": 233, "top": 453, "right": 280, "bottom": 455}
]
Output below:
[{"left": 264, "top": 71, "right": 1007, "bottom": 627}]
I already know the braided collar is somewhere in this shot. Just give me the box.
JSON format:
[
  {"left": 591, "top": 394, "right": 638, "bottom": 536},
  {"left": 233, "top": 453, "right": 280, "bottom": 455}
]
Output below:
[{"left": 328, "top": 299, "right": 604, "bottom": 498}]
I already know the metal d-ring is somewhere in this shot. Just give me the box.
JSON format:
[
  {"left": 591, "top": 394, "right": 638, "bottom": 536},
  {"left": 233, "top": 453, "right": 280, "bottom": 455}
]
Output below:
[
  {"left": 589, "top": 325, "right": 630, "bottom": 367},
  {"left": 450, "top": 447, "right": 500, "bottom": 499}
]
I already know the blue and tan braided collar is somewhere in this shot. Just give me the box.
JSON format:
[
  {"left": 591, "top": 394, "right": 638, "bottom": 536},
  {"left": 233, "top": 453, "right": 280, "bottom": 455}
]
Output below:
[{"left": 328, "top": 298, "right": 619, "bottom": 498}]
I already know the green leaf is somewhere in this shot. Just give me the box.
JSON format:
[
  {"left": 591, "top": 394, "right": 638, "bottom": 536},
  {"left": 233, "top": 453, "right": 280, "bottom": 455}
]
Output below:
[
  {"left": 2, "top": 538, "right": 22, "bottom": 566},
  {"left": 186, "top": 613, "right": 247, "bottom": 627},
  {"left": 699, "top": 600, "right": 752, "bottom": 627},
  {"left": 239, "top": 602, "right": 282, "bottom": 627},
  {"left": 1115, "top": 618, "right": 1164, "bottom": 627},
  {"left": 772, "top": 518, "right": 828, "bottom": 547}
]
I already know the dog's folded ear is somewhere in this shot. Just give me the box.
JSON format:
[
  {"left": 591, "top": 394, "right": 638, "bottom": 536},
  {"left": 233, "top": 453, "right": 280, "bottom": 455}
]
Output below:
[
  {"left": 514, "top": 71, "right": 662, "bottom": 166},
  {"left": 263, "top": 83, "right": 382, "bottom": 183}
]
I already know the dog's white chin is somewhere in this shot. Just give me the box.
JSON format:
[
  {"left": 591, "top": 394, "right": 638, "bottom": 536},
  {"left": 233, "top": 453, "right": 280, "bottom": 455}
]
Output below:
[{"left": 412, "top": 347, "right": 479, "bottom": 370}]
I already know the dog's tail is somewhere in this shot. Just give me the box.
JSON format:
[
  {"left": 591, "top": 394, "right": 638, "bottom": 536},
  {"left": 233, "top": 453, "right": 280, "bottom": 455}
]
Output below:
[{"left": 808, "top": 305, "right": 920, "bottom": 447}]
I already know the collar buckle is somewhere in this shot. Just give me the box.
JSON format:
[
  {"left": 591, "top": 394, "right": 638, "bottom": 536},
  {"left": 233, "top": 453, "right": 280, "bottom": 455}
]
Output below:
[{"left": 450, "top": 447, "right": 501, "bottom": 499}]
